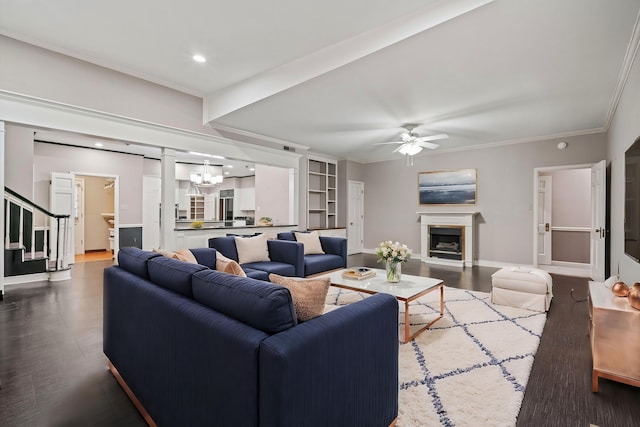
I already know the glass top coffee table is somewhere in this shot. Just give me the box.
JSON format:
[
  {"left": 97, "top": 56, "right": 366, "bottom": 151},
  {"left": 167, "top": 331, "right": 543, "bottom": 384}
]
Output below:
[{"left": 322, "top": 268, "right": 444, "bottom": 342}]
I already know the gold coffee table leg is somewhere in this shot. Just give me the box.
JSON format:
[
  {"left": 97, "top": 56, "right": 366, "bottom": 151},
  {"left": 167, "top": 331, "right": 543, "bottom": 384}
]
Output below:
[{"left": 402, "top": 283, "right": 445, "bottom": 343}]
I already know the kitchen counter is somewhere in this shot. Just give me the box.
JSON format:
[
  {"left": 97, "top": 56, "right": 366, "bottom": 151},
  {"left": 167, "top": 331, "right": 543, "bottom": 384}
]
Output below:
[
  {"left": 174, "top": 223, "right": 296, "bottom": 231},
  {"left": 174, "top": 224, "right": 299, "bottom": 249}
]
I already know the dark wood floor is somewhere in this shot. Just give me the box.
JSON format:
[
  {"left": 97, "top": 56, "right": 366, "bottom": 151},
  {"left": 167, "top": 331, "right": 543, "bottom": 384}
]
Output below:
[{"left": 0, "top": 254, "right": 638, "bottom": 426}]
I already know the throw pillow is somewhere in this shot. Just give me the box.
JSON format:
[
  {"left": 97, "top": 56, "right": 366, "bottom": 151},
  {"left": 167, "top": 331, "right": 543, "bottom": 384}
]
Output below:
[
  {"left": 153, "top": 248, "right": 176, "bottom": 258},
  {"left": 294, "top": 230, "right": 325, "bottom": 255},
  {"left": 269, "top": 273, "right": 330, "bottom": 322},
  {"left": 235, "top": 234, "right": 270, "bottom": 264},
  {"left": 215, "top": 252, "right": 247, "bottom": 277},
  {"left": 173, "top": 248, "right": 198, "bottom": 264}
]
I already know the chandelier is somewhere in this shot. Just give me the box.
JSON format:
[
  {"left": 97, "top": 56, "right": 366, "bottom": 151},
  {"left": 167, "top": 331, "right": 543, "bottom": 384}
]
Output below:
[{"left": 188, "top": 160, "right": 223, "bottom": 194}]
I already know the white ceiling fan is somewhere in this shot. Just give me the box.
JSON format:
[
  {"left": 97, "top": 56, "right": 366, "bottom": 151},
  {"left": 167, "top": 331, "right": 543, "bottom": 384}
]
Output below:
[{"left": 375, "top": 124, "right": 448, "bottom": 156}]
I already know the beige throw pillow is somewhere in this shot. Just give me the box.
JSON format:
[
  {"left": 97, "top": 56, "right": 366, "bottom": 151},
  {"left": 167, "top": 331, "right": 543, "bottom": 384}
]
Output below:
[
  {"left": 215, "top": 252, "right": 247, "bottom": 277},
  {"left": 269, "top": 273, "right": 330, "bottom": 322},
  {"left": 153, "top": 248, "right": 175, "bottom": 258},
  {"left": 235, "top": 234, "right": 270, "bottom": 264},
  {"left": 295, "top": 231, "right": 325, "bottom": 255},
  {"left": 173, "top": 248, "right": 198, "bottom": 264}
]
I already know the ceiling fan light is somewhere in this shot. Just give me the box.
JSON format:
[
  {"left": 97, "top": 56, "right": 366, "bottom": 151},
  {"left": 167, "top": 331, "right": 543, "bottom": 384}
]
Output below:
[{"left": 398, "top": 144, "right": 422, "bottom": 156}]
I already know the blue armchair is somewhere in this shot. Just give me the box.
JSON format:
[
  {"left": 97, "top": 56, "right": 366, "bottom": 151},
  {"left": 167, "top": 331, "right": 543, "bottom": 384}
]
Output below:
[
  {"left": 277, "top": 232, "right": 347, "bottom": 276},
  {"left": 208, "top": 236, "right": 304, "bottom": 279}
]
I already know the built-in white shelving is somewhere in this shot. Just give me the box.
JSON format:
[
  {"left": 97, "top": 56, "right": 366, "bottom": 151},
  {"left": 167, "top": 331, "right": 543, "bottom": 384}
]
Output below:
[{"left": 307, "top": 157, "right": 337, "bottom": 230}]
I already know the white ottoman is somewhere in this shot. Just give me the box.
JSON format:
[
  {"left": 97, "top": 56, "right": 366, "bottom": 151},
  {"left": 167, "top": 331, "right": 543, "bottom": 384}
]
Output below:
[{"left": 491, "top": 267, "right": 553, "bottom": 312}]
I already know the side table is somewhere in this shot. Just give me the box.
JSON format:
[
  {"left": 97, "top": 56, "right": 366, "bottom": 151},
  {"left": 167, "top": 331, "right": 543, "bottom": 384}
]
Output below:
[{"left": 588, "top": 281, "right": 640, "bottom": 392}]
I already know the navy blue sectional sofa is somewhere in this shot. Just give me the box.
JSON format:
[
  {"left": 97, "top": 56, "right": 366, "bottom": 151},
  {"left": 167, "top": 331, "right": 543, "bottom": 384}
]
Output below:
[
  {"left": 277, "top": 232, "right": 347, "bottom": 276},
  {"left": 208, "top": 236, "right": 305, "bottom": 278},
  {"left": 103, "top": 247, "right": 399, "bottom": 427}
]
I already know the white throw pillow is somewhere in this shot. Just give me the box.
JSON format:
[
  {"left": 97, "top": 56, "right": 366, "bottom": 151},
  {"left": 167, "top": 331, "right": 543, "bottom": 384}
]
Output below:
[
  {"left": 235, "top": 234, "right": 270, "bottom": 264},
  {"left": 295, "top": 231, "right": 325, "bottom": 255}
]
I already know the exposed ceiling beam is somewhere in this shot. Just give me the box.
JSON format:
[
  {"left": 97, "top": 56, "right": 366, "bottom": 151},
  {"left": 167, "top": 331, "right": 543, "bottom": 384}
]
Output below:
[{"left": 202, "top": 0, "right": 496, "bottom": 124}]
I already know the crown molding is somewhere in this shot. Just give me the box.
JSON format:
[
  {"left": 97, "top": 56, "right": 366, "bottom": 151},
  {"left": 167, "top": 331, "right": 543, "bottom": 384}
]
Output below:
[{"left": 604, "top": 8, "right": 640, "bottom": 130}]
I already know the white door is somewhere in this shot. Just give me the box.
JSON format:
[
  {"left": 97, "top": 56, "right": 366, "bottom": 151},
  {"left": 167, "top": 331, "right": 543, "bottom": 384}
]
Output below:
[
  {"left": 347, "top": 181, "right": 364, "bottom": 255},
  {"left": 50, "top": 172, "right": 75, "bottom": 267},
  {"left": 590, "top": 160, "right": 606, "bottom": 281},
  {"left": 74, "top": 178, "right": 85, "bottom": 255},
  {"left": 537, "top": 175, "right": 552, "bottom": 265},
  {"left": 143, "top": 176, "right": 161, "bottom": 250}
]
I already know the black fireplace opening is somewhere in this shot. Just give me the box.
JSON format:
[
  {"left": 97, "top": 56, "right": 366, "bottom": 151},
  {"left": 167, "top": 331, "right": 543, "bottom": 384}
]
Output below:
[{"left": 429, "top": 226, "right": 464, "bottom": 261}]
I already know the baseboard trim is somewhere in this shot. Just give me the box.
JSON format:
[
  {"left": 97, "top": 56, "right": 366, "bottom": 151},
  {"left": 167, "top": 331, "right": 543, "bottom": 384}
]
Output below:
[
  {"left": 3, "top": 273, "right": 50, "bottom": 286},
  {"left": 108, "top": 359, "right": 157, "bottom": 427}
]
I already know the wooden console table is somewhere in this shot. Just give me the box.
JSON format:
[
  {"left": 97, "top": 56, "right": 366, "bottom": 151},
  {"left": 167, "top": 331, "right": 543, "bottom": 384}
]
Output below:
[{"left": 588, "top": 282, "right": 640, "bottom": 392}]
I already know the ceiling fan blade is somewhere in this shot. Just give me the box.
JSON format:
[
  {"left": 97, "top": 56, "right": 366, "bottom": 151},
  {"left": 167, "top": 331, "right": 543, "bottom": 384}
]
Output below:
[
  {"left": 391, "top": 145, "right": 405, "bottom": 153},
  {"left": 416, "top": 134, "right": 448, "bottom": 142},
  {"left": 373, "top": 141, "right": 403, "bottom": 145},
  {"left": 418, "top": 141, "right": 439, "bottom": 150}
]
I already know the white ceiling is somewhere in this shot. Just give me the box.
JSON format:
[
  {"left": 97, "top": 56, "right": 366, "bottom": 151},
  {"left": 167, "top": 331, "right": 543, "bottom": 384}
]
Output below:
[{"left": 1, "top": 0, "right": 639, "bottom": 163}]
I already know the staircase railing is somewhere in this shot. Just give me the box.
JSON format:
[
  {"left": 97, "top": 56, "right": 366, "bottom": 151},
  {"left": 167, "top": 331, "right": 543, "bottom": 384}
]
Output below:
[{"left": 4, "top": 186, "right": 71, "bottom": 272}]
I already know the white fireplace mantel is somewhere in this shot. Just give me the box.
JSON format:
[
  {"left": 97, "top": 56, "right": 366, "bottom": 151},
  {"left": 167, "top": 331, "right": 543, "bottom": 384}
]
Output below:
[{"left": 418, "top": 212, "right": 478, "bottom": 267}]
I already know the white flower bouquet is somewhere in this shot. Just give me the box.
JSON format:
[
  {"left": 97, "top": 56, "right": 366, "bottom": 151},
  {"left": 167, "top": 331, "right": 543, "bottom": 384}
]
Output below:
[{"left": 376, "top": 241, "right": 411, "bottom": 264}]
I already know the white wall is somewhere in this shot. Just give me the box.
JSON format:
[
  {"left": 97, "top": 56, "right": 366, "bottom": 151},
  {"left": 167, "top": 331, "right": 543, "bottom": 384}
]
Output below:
[
  {"left": 362, "top": 132, "right": 606, "bottom": 265},
  {"left": 607, "top": 45, "right": 640, "bottom": 282}
]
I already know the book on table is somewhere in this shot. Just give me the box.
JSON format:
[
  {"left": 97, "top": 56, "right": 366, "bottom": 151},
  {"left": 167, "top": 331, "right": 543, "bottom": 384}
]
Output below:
[{"left": 341, "top": 267, "right": 376, "bottom": 280}]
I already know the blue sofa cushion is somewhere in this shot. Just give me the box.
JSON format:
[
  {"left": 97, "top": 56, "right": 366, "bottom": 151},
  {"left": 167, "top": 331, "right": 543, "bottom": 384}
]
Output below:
[
  {"left": 303, "top": 254, "right": 345, "bottom": 276},
  {"left": 242, "top": 261, "right": 296, "bottom": 277},
  {"left": 190, "top": 247, "right": 217, "bottom": 269},
  {"left": 117, "top": 247, "right": 161, "bottom": 280},
  {"left": 209, "top": 236, "right": 239, "bottom": 261},
  {"left": 147, "top": 256, "right": 207, "bottom": 298},
  {"left": 244, "top": 268, "right": 269, "bottom": 281},
  {"left": 192, "top": 269, "right": 297, "bottom": 333}
]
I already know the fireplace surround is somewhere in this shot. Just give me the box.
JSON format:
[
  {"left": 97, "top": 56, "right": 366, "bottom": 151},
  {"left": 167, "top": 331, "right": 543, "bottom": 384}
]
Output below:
[{"left": 419, "top": 212, "right": 477, "bottom": 267}]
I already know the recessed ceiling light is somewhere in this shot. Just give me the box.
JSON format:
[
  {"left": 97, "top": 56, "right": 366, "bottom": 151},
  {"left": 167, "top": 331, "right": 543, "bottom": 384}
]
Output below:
[
  {"left": 192, "top": 54, "right": 206, "bottom": 63},
  {"left": 224, "top": 171, "right": 229, "bottom": 175},
  {"left": 95, "top": 142, "right": 103, "bottom": 147},
  {"left": 225, "top": 165, "right": 233, "bottom": 168},
  {"left": 249, "top": 168, "right": 255, "bottom": 172}
]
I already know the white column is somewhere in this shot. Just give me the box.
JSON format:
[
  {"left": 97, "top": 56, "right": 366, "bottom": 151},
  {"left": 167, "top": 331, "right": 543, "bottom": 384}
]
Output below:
[
  {"left": 1, "top": 121, "right": 5, "bottom": 298},
  {"left": 159, "top": 148, "right": 176, "bottom": 251}
]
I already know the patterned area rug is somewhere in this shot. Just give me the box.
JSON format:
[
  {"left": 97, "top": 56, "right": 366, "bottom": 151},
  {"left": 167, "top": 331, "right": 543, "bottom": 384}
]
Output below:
[{"left": 325, "top": 286, "right": 547, "bottom": 427}]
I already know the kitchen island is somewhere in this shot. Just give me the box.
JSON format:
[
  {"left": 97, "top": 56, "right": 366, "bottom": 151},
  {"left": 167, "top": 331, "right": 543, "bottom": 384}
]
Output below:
[{"left": 174, "top": 223, "right": 298, "bottom": 249}]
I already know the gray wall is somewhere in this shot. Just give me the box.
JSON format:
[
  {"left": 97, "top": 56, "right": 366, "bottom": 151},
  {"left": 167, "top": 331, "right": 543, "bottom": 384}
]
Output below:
[
  {"left": 5, "top": 124, "right": 34, "bottom": 199},
  {"left": 607, "top": 45, "right": 640, "bottom": 282},
  {"left": 0, "top": 36, "right": 215, "bottom": 137},
  {"left": 255, "top": 164, "right": 290, "bottom": 225},
  {"left": 362, "top": 133, "right": 606, "bottom": 265},
  {"left": 32, "top": 141, "right": 144, "bottom": 225}
]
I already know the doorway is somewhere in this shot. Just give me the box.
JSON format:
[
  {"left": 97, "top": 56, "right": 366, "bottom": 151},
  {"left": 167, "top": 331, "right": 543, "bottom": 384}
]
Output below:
[
  {"left": 73, "top": 174, "right": 118, "bottom": 263},
  {"left": 347, "top": 180, "right": 364, "bottom": 255},
  {"left": 533, "top": 161, "right": 606, "bottom": 279}
]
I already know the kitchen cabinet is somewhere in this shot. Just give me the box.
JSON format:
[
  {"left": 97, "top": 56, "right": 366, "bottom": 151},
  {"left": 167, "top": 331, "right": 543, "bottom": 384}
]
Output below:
[
  {"left": 189, "top": 195, "right": 204, "bottom": 220},
  {"left": 204, "top": 193, "right": 216, "bottom": 220},
  {"left": 238, "top": 187, "right": 255, "bottom": 211}
]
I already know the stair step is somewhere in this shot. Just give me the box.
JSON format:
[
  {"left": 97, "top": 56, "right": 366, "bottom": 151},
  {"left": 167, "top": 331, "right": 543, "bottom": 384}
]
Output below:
[
  {"left": 24, "top": 251, "right": 48, "bottom": 261},
  {"left": 7, "top": 242, "right": 25, "bottom": 250}
]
